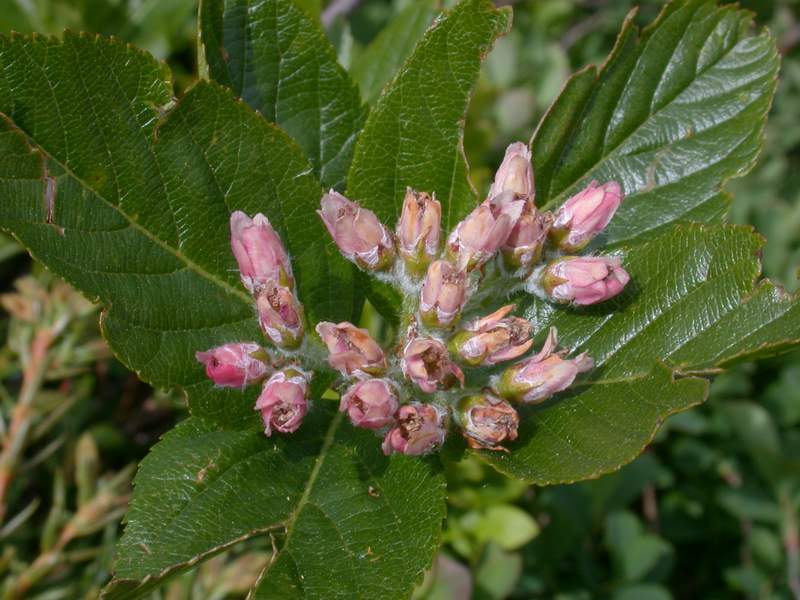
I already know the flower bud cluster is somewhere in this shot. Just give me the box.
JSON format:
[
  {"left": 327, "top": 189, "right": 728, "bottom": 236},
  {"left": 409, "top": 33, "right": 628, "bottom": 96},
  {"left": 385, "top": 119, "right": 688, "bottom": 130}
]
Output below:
[{"left": 194, "top": 142, "right": 630, "bottom": 456}]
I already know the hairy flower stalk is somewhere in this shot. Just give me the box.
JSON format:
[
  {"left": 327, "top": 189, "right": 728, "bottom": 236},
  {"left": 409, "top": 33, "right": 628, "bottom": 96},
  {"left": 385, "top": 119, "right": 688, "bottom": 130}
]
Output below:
[{"left": 198, "top": 142, "right": 629, "bottom": 454}]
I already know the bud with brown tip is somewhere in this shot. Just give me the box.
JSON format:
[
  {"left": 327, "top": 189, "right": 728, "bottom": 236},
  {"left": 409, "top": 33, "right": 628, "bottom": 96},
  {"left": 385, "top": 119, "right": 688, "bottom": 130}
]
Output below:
[
  {"left": 401, "top": 337, "right": 464, "bottom": 393},
  {"left": 318, "top": 191, "right": 395, "bottom": 271},
  {"left": 541, "top": 256, "right": 630, "bottom": 305},
  {"left": 340, "top": 378, "right": 399, "bottom": 430},
  {"left": 419, "top": 260, "right": 467, "bottom": 328},
  {"left": 255, "top": 368, "right": 310, "bottom": 436},
  {"left": 256, "top": 285, "right": 305, "bottom": 349},
  {"left": 382, "top": 403, "right": 447, "bottom": 456},
  {"left": 456, "top": 393, "right": 519, "bottom": 451},
  {"left": 315, "top": 321, "right": 387, "bottom": 377},
  {"left": 397, "top": 188, "right": 441, "bottom": 275},
  {"left": 497, "top": 328, "right": 593, "bottom": 404},
  {"left": 449, "top": 305, "right": 532, "bottom": 366}
]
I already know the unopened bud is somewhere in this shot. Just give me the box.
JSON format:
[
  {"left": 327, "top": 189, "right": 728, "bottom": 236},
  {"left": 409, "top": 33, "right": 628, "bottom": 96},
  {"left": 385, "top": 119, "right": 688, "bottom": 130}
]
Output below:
[
  {"left": 401, "top": 337, "right": 464, "bottom": 393},
  {"left": 318, "top": 191, "right": 395, "bottom": 271},
  {"left": 456, "top": 394, "right": 519, "bottom": 451},
  {"left": 382, "top": 403, "right": 447, "bottom": 456},
  {"left": 256, "top": 286, "right": 304, "bottom": 348},
  {"left": 498, "top": 328, "right": 593, "bottom": 403},
  {"left": 316, "top": 321, "right": 387, "bottom": 377},
  {"left": 449, "top": 305, "right": 532, "bottom": 366},
  {"left": 340, "top": 378, "right": 399, "bottom": 430},
  {"left": 255, "top": 368, "right": 310, "bottom": 436},
  {"left": 230, "top": 211, "right": 293, "bottom": 293},
  {"left": 195, "top": 342, "right": 270, "bottom": 387},
  {"left": 502, "top": 205, "right": 552, "bottom": 271},
  {"left": 542, "top": 256, "right": 629, "bottom": 305},
  {"left": 419, "top": 260, "right": 467, "bottom": 328},
  {"left": 447, "top": 191, "right": 525, "bottom": 271},
  {"left": 397, "top": 188, "right": 441, "bottom": 275},
  {"left": 488, "top": 142, "right": 534, "bottom": 200},
  {"left": 550, "top": 180, "right": 622, "bottom": 252}
]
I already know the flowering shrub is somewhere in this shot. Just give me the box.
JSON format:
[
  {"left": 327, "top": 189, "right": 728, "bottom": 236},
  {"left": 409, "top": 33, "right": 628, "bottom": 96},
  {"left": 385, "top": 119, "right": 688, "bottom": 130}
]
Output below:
[{"left": 0, "top": 0, "right": 797, "bottom": 597}]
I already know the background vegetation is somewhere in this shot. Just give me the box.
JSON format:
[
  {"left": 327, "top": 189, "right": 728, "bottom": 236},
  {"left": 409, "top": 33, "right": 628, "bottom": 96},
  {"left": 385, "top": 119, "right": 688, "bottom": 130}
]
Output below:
[{"left": 0, "top": 0, "right": 798, "bottom": 598}]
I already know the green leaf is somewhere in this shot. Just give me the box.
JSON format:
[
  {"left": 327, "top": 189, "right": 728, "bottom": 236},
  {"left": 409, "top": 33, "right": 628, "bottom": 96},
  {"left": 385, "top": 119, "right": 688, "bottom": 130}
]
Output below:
[
  {"left": 346, "top": 0, "right": 512, "bottom": 230},
  {"left": 350, "top": 0, "right": 437, "bottom": 104},
  {"left": 105, "top": 406, "right": 446, "bottom": 599},
  {"left": 483, "top": 225, "right": 800, "bottom": 483},
  {"left": 199, "top": 0, "right": 367, "bottom": 190},
  {"left": 0, "top": 32, "right": 357, "bottom": 429},
  {"left": 532, "top": 0, "right": 779, "bottom": 247}
]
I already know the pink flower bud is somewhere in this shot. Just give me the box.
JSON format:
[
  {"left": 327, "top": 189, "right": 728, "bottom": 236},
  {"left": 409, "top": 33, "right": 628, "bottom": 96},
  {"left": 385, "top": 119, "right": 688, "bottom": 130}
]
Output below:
[
  {"left": 255, "top": 368, "right": 310, "bottom": 436},
  {"left": 542, "top": 256, "right": 630, "bottom": 305},
  {"left": 256, "top": 285, "right": 305, "bottom": 348},
  {"left": 195, "top": 342, "right": 270, "bottom": 388},
  {"left": 456, "top": 394, "right": 519, "bottom": 451},
  {"left": 488, "top": 142, "right": 534, "bottom": 200},
  {"left": 551, "top": 181, "right": 623, "bottom": 252},
  {"left": 447, "top": 191, "right": 525, "bottom": 271},
  {"left": 401, "top": 337, "right": 464, "bottom": 393},
  {"left": 419, "top": 260, "right": 467, "bottom": 328},
  {"left": 449, "top": 305, "right": 533, "bottom": 366},
  {"left": 382, "top": 403, "right": 447, "bottom": 456},
  {"left": 230, "top": 211, "right": 293, "bottom": 293},
  {"left": 315, "top": 321, "right": 387, "bottom": 377},
  {"left": 340, "top": 378, "right": 399, "bottom": 430},
  {"left": 502, "top": 205, "right": 552, "bottom": 271},
  {"left": 397, "top": 188, "right": 441, "bottom": 275},
  {"left": 318, "top": 191, "right": 395, "bottom": 271},
  {"left": 498, "top": 328, "right": 593, "bottom": 404}
]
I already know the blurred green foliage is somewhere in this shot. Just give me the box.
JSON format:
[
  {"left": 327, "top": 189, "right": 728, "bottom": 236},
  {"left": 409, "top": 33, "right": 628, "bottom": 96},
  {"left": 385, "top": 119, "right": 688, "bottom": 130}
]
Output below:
[{"left": 1, "top": 0, "right": 799, "bottom": 597}]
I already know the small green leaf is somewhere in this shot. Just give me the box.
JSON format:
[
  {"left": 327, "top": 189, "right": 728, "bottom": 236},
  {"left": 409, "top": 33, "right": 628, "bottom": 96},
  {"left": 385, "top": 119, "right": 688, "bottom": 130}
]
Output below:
[
  {"left": 350, "top": 0, "right": 437, "bottom": 104},
  {"left": 347, "top": 0, "right": 512, "bottom": 229},
  {"left": 199, "top": 0, "right": 367, "bottom": 190},
  {"left": 105, "top": 407, "right": 446, "bottom": 599},
  {"left": 532, "top": 0, "right": 779, "bottom": 247}
]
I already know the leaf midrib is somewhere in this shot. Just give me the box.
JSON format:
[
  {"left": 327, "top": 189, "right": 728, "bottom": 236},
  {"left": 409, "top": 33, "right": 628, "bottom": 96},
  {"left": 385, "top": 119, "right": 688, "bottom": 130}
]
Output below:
[
  {"left": 5, "top": 115, "right": 255, "bottom": 308},
  {"left": 250, "top": 410, "right": 345, "bottom": 597}
]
